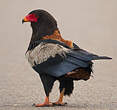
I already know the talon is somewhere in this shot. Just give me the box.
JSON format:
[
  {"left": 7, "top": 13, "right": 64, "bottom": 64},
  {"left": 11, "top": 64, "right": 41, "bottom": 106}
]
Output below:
[
  {"left": 34, "top": 96, "right": 54, "bottom": 107},
  {"left": 52, "top": 102, "right": 67, "bottom": 106},
  {"left": 34, "top": 102, "right": 53, "bottom": 107}
]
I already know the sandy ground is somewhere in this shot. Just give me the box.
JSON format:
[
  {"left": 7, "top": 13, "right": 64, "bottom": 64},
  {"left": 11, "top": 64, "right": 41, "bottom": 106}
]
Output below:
[{"left": 0, "top": 0, "right": 117, "bottom": 110}]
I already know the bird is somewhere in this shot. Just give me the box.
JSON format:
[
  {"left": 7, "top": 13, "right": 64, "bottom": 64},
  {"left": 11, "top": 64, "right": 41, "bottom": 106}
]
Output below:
[{"left": 22, "top": 9, "right": 112, "bottom": 107}]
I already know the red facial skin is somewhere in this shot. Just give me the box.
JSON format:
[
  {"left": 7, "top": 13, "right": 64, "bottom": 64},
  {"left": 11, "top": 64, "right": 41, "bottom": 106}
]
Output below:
[{"left": 25, "top": 14, "right": 38, "bottom": 22}]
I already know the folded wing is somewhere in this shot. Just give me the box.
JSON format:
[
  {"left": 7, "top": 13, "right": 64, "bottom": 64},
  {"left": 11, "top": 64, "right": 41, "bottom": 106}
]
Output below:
[{"left": 26, "top": 40, "right": 112, "bottom": 77}]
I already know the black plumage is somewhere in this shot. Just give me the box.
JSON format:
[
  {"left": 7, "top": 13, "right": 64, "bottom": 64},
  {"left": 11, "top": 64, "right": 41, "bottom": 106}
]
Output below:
[{"left": 22, "top": 9, "right": 112, "bottom": 107}]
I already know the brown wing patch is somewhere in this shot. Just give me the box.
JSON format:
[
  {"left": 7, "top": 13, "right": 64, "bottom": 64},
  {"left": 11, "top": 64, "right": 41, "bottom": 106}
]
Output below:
[
  {"left": 65, "top": 68, "right": 91, "bottom": 81},
  {"left": 41, "top": 30, "right": 73, "bottom": 48}
]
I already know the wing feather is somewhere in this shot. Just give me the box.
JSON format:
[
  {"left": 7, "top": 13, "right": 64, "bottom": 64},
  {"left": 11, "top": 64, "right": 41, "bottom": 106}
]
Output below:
[
  {"left": 26, "top": 42, "right": 69, "bottom": 66},
  {"left": 25, "top": 40, "right": 111, "bottom": 77}
]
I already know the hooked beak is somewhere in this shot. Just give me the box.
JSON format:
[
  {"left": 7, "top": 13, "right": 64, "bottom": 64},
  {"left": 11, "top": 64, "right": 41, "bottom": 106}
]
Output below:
[{"left": 22, "top": 17, "right": 29, "bottom": 24}]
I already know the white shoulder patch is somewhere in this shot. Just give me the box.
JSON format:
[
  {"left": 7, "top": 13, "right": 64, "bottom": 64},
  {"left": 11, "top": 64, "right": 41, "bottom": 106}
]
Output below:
[{"left": 25, "top": 43, "right": 69, "bottom": 66}]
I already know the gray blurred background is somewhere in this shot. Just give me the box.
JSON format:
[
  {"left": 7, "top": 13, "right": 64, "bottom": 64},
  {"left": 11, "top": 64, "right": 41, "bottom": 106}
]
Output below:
[{"left": 0, "top": 0, "right": 117, "bottom": 110}]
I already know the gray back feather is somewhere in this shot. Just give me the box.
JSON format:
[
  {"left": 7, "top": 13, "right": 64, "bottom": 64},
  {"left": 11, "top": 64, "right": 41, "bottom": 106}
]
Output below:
[{"left": 26, "top": 43, "right": 69, "bottom": 66}]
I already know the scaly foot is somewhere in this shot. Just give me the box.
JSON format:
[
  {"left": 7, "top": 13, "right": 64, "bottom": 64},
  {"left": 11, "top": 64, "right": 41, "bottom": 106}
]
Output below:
[{"left": 33, "top": 102, "right": 53, "bottom": 107}]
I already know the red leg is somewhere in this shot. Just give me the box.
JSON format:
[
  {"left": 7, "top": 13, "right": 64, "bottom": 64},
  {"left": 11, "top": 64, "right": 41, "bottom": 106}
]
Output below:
[
  {"left": 53, "top": 88, "right": 67, "bottom": 106},
  {"left": 34, "top": 96, "right": 53, "bottom": 107}
]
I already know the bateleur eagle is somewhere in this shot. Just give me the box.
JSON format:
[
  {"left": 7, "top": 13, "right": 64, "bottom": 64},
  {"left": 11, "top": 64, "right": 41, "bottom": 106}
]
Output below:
[{"left": 22, "top": 9, "right": 112, "bottom": 107}]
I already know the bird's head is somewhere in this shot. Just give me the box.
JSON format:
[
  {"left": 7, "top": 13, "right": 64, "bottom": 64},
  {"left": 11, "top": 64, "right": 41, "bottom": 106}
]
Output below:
[
  {"left": 22, "top": 9, "right": 57, "bottom": 24},
  {"left": 22, "top": 12, "right": 38, "bottom": 23},
  {"left": 22, "top": 9, "right": 58, "bottom": 37}
]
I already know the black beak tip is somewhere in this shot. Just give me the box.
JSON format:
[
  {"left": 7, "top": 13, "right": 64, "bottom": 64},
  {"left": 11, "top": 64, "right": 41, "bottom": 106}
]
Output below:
[{"left": 22, "top": 19, "right": 25, "bottom": 24}]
